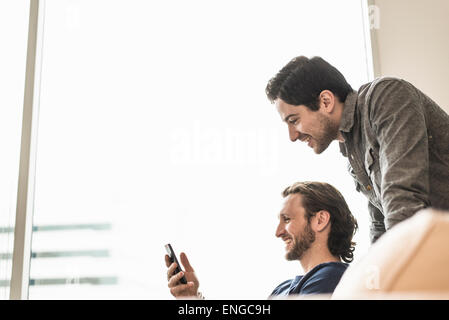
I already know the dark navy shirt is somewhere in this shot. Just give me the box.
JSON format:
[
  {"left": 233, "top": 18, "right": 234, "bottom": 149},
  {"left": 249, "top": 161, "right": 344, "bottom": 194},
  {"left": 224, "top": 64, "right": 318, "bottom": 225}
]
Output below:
[{"left": 270, "top": 262, "right": 348, "bottom": 296}]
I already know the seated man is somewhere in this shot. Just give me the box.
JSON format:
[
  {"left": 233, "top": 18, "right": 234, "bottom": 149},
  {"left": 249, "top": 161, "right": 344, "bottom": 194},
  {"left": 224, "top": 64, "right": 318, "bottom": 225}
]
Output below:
[{"left": 165, "top": 181, "right": 358, "bottom": 298}]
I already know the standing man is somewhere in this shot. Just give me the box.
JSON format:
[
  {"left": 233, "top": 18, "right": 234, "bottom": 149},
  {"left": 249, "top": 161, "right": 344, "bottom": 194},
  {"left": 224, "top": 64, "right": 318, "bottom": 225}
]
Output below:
[{"left": 266, "top": 56, "right": 449, "bottom": 243}]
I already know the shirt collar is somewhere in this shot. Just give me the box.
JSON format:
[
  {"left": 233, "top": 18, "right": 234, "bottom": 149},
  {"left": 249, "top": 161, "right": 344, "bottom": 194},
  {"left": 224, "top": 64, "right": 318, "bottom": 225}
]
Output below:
[{"left": 339, "top": 90, "right": 358, "bottom": 133}]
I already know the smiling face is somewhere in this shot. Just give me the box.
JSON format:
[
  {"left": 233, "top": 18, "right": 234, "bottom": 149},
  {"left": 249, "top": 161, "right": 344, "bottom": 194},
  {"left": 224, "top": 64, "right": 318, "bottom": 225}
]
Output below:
[
  {"left": 275, "top": 97, "right": 340, "bottom": 154},
  {"left": 276, "top": 193, "right": 316, "bottom": 261}
]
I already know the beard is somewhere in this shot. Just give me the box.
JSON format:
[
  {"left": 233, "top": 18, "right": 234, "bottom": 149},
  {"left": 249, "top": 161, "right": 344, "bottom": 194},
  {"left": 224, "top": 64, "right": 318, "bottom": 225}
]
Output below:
[
  {"left": 286, "top": 222, "right": 316, "bottom": 261},
  {"left": 310, "top": 114, "right": 340, "bottom": 154}
]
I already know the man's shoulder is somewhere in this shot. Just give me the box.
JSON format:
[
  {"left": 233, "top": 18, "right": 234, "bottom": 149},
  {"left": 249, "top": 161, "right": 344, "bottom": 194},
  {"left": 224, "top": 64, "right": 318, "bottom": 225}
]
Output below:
[
  {"left": 270, "top": 263, "right": 349, "bottom": 296},
  {"left": 357, "top": 76, "right": 406, "bottom": 100},
  {"left": 300, "top": 262, "right": 348, "bottom": 292},
  {"left": 270, "top": 278, "right": 295, "bottom": 296},
  {"left": 307, "top": 262, "right": 349, "bottom": 279},
  {"left": 366, "top": 76, "right": 403, "bottom": 86},
  {"left": 354, "top": 76, "right": 419, "bottom": 121}
]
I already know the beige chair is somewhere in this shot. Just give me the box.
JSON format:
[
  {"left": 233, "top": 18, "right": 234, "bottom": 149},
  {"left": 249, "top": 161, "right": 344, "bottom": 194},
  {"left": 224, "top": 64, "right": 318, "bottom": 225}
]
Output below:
[{"left": 332, "top": 208, "right": 449, "bottom": 299}]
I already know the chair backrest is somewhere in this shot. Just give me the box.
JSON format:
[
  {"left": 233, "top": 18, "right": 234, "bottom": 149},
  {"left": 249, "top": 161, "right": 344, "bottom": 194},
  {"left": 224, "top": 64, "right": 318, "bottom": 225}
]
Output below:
[{"left": 332, "top": 208, "right": 449, "bottom": 299}]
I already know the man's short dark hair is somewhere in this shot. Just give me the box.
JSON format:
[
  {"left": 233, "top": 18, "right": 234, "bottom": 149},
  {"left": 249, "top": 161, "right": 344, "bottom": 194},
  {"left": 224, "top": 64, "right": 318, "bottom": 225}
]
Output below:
[
  {"left": 265, "top": 56, "right": 353, "bottom": 110},
  {"left": 282, "top": 181, "right": 358, "bottom": 263}
]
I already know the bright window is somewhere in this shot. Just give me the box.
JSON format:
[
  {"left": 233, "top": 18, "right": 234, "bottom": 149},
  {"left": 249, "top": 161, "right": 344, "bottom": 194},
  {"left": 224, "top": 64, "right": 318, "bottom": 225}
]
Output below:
[{"left": 26, "top": 0, "right": 371, "bottom": 299}]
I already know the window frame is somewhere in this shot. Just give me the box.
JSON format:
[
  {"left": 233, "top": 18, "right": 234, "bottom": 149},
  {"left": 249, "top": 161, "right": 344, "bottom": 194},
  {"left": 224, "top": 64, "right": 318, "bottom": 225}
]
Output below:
[{"left": 10, "top": 0, "right": 45, "bottom": 300}]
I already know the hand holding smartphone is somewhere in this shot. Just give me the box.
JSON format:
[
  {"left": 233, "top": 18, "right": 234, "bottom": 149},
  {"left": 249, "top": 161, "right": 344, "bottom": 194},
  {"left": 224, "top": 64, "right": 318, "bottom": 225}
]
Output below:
[{"left": 165, "top": 243, "right": 188, "bottom": 284}]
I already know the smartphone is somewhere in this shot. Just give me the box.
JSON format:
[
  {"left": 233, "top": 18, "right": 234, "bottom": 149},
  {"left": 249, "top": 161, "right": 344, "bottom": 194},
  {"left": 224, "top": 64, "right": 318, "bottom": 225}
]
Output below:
[{"left": 164, "top": 243, "right": 187, "bottom": 284}]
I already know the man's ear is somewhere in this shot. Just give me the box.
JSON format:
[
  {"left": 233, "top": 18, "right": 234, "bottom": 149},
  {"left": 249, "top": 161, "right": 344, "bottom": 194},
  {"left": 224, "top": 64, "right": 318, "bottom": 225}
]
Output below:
[
  {"left": 312, "top": 210, "right": 331, "bottom": 232},
  {"left": 318, "top": 90, "right": 335, "bottom": 113}
]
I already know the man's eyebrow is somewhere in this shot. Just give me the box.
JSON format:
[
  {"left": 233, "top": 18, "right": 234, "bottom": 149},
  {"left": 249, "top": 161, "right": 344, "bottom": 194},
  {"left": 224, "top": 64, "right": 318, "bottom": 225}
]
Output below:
[
  {"left": 278, "top": 213, "right": 289, "bottom": 219},
  {"left": 284, "top": 114, "right": 298, "bottom": 123}
]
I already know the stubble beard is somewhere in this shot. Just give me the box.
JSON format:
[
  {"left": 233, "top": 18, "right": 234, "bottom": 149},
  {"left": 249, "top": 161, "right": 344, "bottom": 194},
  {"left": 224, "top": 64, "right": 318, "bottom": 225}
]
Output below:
[
  {"left": 286, "top": 223, "right": 316, "bottom": 261},
  {"left": 312, "top": 114, "right": 340, "bottom": 154}
]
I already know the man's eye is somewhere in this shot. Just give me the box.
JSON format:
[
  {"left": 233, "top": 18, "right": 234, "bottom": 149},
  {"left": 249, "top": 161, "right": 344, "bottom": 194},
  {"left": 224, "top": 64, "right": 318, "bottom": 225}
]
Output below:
[
  {"left": 283, "top": 217, "right": 290, "bottom": 223},
  {"left": 288, "top": 118, "right": 298, "bottom": 125}
]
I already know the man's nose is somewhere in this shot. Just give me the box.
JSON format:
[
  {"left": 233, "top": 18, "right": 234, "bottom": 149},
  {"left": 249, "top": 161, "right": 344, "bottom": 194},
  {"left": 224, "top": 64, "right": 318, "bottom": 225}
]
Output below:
[
  {"left": 288, "top": 126, "right": 299, "bottom": 142},
  {"left": 275, "top": 222, "right": 284, "bottom": 238}
]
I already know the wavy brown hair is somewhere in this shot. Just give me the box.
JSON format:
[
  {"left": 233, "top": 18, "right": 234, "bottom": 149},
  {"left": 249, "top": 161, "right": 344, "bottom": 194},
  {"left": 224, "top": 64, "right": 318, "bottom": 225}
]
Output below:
[{"left": 282, "top": 181, "right": 358, "bottom": 263}]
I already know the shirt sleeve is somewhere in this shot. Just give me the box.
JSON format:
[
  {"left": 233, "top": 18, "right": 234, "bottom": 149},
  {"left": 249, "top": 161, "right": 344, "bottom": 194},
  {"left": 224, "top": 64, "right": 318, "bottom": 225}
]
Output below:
[{"left": 368, "top": 79, "right": 431, "bottom": 231}]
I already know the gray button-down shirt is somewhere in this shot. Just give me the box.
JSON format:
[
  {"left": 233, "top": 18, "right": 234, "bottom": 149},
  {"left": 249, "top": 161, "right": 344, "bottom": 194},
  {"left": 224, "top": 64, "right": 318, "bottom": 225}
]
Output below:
[{"left": 339, "top": 77, "right": 449, "bottom": 243}]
